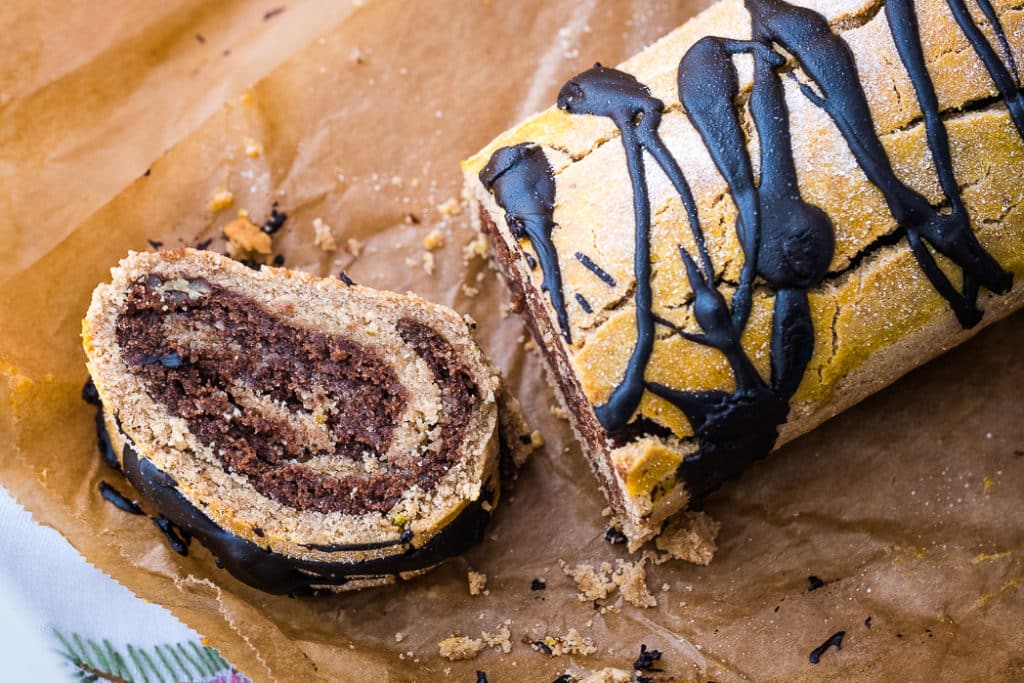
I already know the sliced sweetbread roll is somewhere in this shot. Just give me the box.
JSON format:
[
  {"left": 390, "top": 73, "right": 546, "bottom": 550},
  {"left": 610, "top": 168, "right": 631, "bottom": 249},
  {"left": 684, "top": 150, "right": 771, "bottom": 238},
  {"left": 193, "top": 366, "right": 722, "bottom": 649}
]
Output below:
[{"left": 82, "top": 248, "right": 530, "bottom": 593}]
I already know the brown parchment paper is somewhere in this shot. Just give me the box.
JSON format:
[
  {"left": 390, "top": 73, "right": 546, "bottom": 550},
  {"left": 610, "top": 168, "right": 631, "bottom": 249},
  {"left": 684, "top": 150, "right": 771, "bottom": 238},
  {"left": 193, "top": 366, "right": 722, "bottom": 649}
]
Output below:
[{"left": 2, "top": 1, "right": 1023, "bottom": 681}]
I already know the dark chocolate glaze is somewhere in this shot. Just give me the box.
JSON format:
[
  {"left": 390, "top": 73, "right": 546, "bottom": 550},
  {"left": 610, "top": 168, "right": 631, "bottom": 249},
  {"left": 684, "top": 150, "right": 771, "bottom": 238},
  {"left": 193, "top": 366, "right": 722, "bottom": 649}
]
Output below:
[
  {"left": 574, "top": 251, "right": 617, "bottom": 287},
  {"left": 83, "top": 379, "right": 119, "bottom": 470},
  {"left": 116, "top": 437, "right": 496, "bottom": 593},
  {"left": 483, "top": 0, "right": 1015, "bottom": 501},
  {"left": 808, "top": 630, "right": 845, "bottom": 664},
  {"left": 749, "top": 0, "right": 1010, "bottom": 328},
  {"left": 98, "top": 481, "right": 144, "bottom": 516},
  {"left": 972, "top": 0, "right": 1020, "bottom": 81},
  {"left": 480, "top": 143, "right": 572, "bottom": 343},
  {"left": 945, "top": 0, "right": 1024, "bottom": 138}
]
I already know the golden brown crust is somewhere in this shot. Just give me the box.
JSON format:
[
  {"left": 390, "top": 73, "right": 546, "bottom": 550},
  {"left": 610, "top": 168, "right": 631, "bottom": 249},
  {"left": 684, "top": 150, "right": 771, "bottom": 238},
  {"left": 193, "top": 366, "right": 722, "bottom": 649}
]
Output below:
[{"left": 465, "top": 0, "right": 1024, "bottom": 547}]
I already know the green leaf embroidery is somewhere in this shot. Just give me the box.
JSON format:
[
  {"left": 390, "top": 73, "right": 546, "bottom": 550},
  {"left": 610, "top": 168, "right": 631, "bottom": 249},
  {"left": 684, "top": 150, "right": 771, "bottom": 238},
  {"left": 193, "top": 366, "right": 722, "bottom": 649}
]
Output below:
[{"left": 52, "top": 629, "right": 245, "bottom": 683}]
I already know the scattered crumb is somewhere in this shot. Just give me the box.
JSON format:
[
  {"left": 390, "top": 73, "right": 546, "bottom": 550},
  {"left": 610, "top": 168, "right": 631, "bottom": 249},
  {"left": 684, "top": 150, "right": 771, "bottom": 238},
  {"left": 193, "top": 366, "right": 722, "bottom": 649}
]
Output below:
[
  {"left": 549, "top": 404, "right": 569, "bottom": 421},
  {"left": 437, "top": 197, "right": 463, "bottom": 216},
  {"left": 422, "top": 252, "right": 435, "bottom": 275},
  {"left": 527, "top": 430, "right": 544, "bottom": 448},
  {"left": 345, "top": 237, "right": 365, "bottom": 257},
  {"left": 395, "top": 632, "right": 405, "bottom": 643},
  {"left": 243, "top": 137, "right": 263, "bottom": 158},
  {"left": 615, "top": 558, "right": 657, "bottom": 608},
  {"left": 653, "top": 511, "right": 720, "bottom": 566},
  {"left": 533, "top": 628, "right": 597, "bottom": 657},
  {"left": 423, "top": 228, "right": 446, "bottom": 251},
  {"left": 481, "top": 621, "right": 512, "bottom": 654},
  {"left": 463, "top": 235, "right": 489, "bottom": 262},
  {"left": 468, "top": 570, "right": 488, "bottom": 596},
  {"left": 661, "top": 583, "right": 671, "bottom": 592},
  {"left": 312, "top": 217, "right": 338, "bottom": 252},
  {"left": 438, "top": 635, "right": 484, "bottom": 661},
  {"left": 224, "top": 213, "right": 272, "bottom": 256},
  {"left": 561, "top": 561, "right": 617, "bottom": 601},
  {"left": 524, "top": 338, "right": 539, "bottom": 353},
  {"left": 578, "top": 667, "right": 632, "bottom": 683},
  {"left": 462, "top": 284, "right": 480, "bottom": 298},
  {"left": 208, "top": 189, "right": 234, "bottom": 212},
  {"left": 561, "top": 559, "right": 656, "bottom": 608}
]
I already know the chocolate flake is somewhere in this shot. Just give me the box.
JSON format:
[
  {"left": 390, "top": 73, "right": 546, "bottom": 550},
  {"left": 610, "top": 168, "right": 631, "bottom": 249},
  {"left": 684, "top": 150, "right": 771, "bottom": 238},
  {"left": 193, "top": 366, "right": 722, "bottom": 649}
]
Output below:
[
  {"left": 143, "top": 168, "right": 151, "bottom": 177},
  {"left": 153, "top": 516, "right": 191, "bottom": 556},
  {"left": 532, "top": 641, "right": 553, "bottom": 655},
  {"left": 551, "top": 676, "right": 574, "bottom": 683},
  {"left": 139, "top": 352, "right": 183, "bottom": 368},
  {"left": 807, "top": 575, "right": 826, "bottom": 591},
  {"left": 195, "top": 238, "right": 214, "bottom": 250},
  {"left": 864, "top": 616, "right": 872, "bottom": 629},
  {"left": 262, "top": 7, "right": 285, "bottom": 20},
  {"left": 523, "top": 252, "right": 538, "bottom": 270},
  {"left": 574, "top": 252, "right": 616, "bottom": 287},
  {"left": 195, "top": 33, "right": 206, "bottom": 44},
  {"left": 476, "top": 672, "right": 488, "bottom": 683},
  {"left": 261, "top": 205, "right": 288, "bottom": 235},
  {"left": 98, "top": 481, "right": 144, "bottom": 515},
  {"left": 339, "top": 271, "right": 355, "bottom": 286},
  {"left": 808, "top": 631, "right": 845, "bottom": 664},
  {"left": 147, "top": 239, "right": 163, "bottom": 250},
  {"left": 272, "top": 254, "right": 286, "bottom": 267},
  {"left": 575, "top": 292, "right": 593, "bottom": 314},
  {"left": 604, "top": 526, "right": 628, "bottom": 545},
  {"left": 531, "top": 578, "right": 546, "bottom": 591},
  {"left": 633, "top": 643, "right": 663, "bottom": 672}
]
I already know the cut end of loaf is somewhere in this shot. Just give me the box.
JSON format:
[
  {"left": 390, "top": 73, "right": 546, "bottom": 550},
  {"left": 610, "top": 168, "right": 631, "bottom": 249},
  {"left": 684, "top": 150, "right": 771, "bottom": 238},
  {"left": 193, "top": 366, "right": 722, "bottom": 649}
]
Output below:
[{"left": 83, "top": 248, "right": 533, "bottom": 592}]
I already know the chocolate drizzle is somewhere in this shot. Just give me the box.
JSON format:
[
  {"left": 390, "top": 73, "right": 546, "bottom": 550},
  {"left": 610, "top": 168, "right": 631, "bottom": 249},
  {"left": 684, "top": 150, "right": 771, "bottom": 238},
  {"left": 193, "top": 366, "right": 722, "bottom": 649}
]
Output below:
[
  {"left": 481, "top": 0, "right": 1016, "bottom": 500},
  {"left": 480, "top": 143, "right": 572, "bottom": 342},
  {"left": 85, "top": 392, "right": 496, "bottom": 594},
  {"left": 750, "top": 0, "right": 1011, "bottom": 329}
]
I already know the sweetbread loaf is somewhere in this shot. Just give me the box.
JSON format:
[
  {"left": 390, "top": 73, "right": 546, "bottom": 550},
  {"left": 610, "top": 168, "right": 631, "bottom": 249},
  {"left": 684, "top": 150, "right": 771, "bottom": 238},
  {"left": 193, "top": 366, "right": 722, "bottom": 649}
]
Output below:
[{"left": 464, "top": 0, "right": 1024, "bottom": 548}]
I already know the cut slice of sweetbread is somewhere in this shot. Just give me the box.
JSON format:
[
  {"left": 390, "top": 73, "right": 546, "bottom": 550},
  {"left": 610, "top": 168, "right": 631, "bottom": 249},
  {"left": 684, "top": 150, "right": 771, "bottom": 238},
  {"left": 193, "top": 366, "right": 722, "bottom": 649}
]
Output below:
[
  {"left": 82, "top": 248, "right": 531, "bottom": 593},
  {"left": 464, "top": 0, "right": 1024, "bottom": 549}
]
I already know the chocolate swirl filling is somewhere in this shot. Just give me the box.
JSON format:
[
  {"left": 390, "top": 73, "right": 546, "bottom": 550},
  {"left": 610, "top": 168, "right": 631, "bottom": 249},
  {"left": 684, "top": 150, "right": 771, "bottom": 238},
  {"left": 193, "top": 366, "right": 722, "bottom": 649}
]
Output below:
[{"left": 115, "top": 275, "right": 478, "bottom": 514}]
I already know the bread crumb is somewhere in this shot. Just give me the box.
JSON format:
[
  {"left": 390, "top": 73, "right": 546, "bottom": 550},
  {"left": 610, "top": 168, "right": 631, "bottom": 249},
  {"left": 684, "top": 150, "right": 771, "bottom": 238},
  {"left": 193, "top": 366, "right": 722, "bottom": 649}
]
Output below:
[
  {"left": 345, "top": 237, "right": 365, "bottom": 257},
  {"left": 394, "top": 632, "right": 405, "bottom": 643},
  {"left": 437, "top": 197, "right": 463, "bottom": 216},
  {"left": 481, "top": 621, "right": 512, "bottom": 653},
  {"left": 309, "top": 217, "right": 338, "bottom": 252},
  {"left": 561, "top": 559, "right": 656, "bottom": 608},
  {"left": 468, "top": 570, "right": 487, "bottom": 596},
  {"left": 533, "top": 628, "right": 596, "bottom": 656},
  {"left": 579, "top": 668, "right": 633, "bottom": 683},
  {"left": 549, "top": 404, "right": 569, "bottom": 421},
  {"left": 423, "top": 228, "right": 446, "bottom": 251},
  {"left": 422, "top": 252, "right": 435, "bottom": 275},
  {"left": 561, "top": 561, "right": 617, "bottom": 601},
  {"left": 524, "top": 338, "right": 538, "bottom": 352},
  {"left": 653, "top": 511, "right": 720, "bottom": 566},
  {"left": 438, "top": 635, "right": 484, "bottom": 661},
  {"left": 243, "top": 137, "right": 263, "bottom": 158},
  {"left": 463, "top": 235, "right": 489, "bottom": 262},
  {"left": 224, "top": 213, "right": 271, "bottom": 255},
  {"left": 461, "top": 284, "right": 480, "bottom": 298},
  {"left": 208, "top": 189, "right": 234, "bottom": 212},
  {"left": 528, "top": 430, "right": 544, "bottom": 448},
  {"left": 614, "top": 558, "right": 657, "bottom": 608}
]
